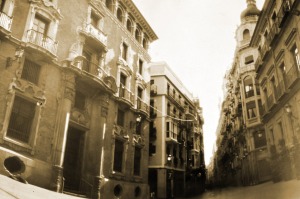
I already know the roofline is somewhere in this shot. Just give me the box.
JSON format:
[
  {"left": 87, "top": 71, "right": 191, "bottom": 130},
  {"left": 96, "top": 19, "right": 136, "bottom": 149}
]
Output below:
[{"left": 125, "top": 0, "right": 159, "bottom": 42}]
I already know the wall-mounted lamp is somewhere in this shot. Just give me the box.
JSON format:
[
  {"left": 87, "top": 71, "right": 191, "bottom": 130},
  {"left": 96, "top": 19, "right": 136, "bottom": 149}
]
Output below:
[
  {"left": 6, "top": 47, "right": 24, "bottom": 68},
  {"left": 167, "top": 154, "right": 173, "bottom": 162},
  {"left": 136, "top": 115, "right": 142, "bottom": 123}
]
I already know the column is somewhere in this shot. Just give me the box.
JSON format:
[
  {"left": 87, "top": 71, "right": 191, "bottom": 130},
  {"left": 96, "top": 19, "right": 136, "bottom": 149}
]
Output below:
[
  {"left": 92, "top": 93, "right": 110, "bottom": 199},
  {"left": 51, "top": 71, "right": 75, "bottom": 192}
]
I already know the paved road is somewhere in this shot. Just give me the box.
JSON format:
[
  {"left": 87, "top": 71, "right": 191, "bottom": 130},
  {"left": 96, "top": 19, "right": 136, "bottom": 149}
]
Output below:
[{"left": 183, "top": 180, "right": 300, "bottom": 199}]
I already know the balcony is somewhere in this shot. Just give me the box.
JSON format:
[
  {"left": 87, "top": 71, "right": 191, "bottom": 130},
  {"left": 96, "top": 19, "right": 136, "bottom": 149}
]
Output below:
[
  {"left": 118, "top": 85, "right": 134, "bottom": 106},
  {"left": 285, "top": 64, "right": 299, "bottom": 89},
  {"left": 185, "top": 106, "right": 194, "bottom": 119},
  {"left": 136, "top": 99, "right": 149, "bottom": 116},
  {"left": 166, "top": 131, "right": 178, "bottom": 143},
  {"left": 80, "top": 23, "right": 107, "bottom": 48},
  {"left": 26, "top": 29, "right": 58, "bottom": 56},
  {"left": 0, "top": 12, "right": 12, "bottom": 33},
  {"left": 267, "top": 21, "right": 280, "bottom": 45},
  {"left": 68, "top": 58, "right": 117, "bottom": 93},
  {"left": 240, "top": 63, "right": 255, "bottom": 74}
]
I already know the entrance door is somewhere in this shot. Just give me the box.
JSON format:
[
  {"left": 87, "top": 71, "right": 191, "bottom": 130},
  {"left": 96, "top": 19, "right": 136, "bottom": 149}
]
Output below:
[{"left": 63, "top": 126, "right": 85, "bottom": 191}]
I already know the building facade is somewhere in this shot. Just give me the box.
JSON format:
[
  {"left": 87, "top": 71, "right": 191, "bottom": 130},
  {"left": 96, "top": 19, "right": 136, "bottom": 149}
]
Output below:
[
  {"left": 212, "top": 0, "right": 271, "bottom": 187},
  {"left": 0, "top": 0, "right": 157, "bottom": 198},
  {"left": 148, "top": 62, "right": 205, "bottom": 199},
  {"left": 251, "top": 0, "right": 300, "bottom": 181}
]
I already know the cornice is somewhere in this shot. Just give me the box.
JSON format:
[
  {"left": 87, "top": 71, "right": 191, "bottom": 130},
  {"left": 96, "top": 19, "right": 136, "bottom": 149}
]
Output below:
[{"left": 123, "top": 0, "right": 158, "bottom": 41}]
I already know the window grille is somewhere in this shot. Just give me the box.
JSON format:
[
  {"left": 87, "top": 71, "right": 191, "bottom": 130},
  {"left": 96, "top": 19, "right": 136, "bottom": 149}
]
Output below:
[
  {"left": 7, "top": 96, "right": 36, "bottom": 143},
  {"left": 21, "top": 59, "right": 40, "bottom": 85}
]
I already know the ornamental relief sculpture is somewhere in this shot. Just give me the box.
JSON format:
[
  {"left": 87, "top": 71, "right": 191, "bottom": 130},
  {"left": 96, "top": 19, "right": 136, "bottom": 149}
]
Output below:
[{"left": 8, "top": 78, "right": 46, "bottom": 106}]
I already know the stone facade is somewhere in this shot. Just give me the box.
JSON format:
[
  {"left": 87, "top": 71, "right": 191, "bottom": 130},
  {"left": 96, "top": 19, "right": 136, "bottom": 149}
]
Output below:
[
  {"left": 0, "top": 0, "right": 157, "bottom": 198},
  {"left": 148, "top": 62, "right": 205, "bottom": 198}
]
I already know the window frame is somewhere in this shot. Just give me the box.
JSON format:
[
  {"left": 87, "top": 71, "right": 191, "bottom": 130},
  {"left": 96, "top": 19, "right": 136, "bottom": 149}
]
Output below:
[{"left": 113, "top": 138, "right": 124, "bottom": 173}]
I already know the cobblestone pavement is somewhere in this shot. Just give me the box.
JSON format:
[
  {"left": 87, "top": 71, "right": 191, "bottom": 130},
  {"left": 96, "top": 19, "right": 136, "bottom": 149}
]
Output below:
[{"left": 180, "top": 180, "right": 300, "bottom": 199}]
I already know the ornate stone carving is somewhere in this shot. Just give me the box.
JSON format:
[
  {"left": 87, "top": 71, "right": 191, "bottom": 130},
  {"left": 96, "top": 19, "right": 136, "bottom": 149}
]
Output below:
[
  {"left": 113, "top": 125, "right": 129, "bottom": 139},
  {"left": 133, "top": 134, "right": 144, "bottom": 146},
  {"left": 8, "top": 78, "right": 46, "bottom": 106}
]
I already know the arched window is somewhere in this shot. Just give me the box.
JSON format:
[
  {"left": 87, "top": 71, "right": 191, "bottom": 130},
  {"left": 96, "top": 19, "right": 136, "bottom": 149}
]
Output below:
[
  {"left": 105, "top": 0, "right": 113, "bottom": 12},
  {"left": 135, "top": 28, "right": 140, "bottom": 42},
  {"left": 126, "top": 19, "right": 132, "bottom": 33},
  {"left": 244, "top": 76, "right": 254, "bottom": 98},
  {"left": 117, "top": 8, "right": 123, "bottom": 23},
  {"left": 243, "top": 29, "right": 250, "bottom": 40},
  {"left": 143, "top": 37, "right": 147, "bottom": 49}
]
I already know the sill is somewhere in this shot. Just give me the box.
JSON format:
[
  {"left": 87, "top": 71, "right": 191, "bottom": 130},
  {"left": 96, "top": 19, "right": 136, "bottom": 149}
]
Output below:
[
  {"left": 2, "top": 137, "right": 33, "bottom": 155},
  {"left": 111, "top": 171, "right": 125, "bottom": 180}
]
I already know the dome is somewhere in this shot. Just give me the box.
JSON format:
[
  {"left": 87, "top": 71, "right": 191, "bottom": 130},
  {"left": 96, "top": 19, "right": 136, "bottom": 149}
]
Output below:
[{"left": 240, "top": 0, "right": 260, "bottom": 20}]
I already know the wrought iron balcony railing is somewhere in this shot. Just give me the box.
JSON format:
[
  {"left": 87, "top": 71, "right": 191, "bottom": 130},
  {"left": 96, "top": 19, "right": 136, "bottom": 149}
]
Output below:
[
  {"left": 0, "top": 12, "right": 12, "bottom": 31},
  {"left": 26, "top": 29, "right": 58, "bottom": 55},
  {"left": 83, "top": 23, "right": 107, "bottom": 46}
]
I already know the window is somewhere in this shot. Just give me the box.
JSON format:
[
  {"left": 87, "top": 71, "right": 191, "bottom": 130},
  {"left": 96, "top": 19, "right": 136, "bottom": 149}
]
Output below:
[
  {"left": 291, "top": 44, "right": 300, "bottom": 70},
  {"left": 245, "top": 55, "right": 254, "bottom": 64},
  {"left": 0, "top": 0, "right": 6, "bottom": 12},
  {"left": 119, "top": 73, "right": 127, "bottom": 97},
  {"left": 135, "top": 28, "right": 140, "bottom": 42},
  {"left": 246, "top": 101, "right": 257, "bottom": 119},
  {"left": 82, "top": 49, "right": 92, "bottom": 72},
  {"left": 136, "top": 119, "right": 142, "bottom": 135},
  {"left": 117, "top": 8, "right": 122, "bottom": 23},
  {"left": 133, "top": 147, "right": 141, "bottom": 176},
  {"left": 90, "top": 11, "right": 100, "bottom": 28},
  {"left": 33, "top": 14, "right": 49, "bottom": 35},
  {"left": 243, "top": 29, "right": 250, "bottom": 40},
  {"left": 143, "top": 38, "right": 147, "bottom": 49},
  {"left": 74, "top": 91, "right": 85, "bottom": 110},
  {"left": 270, "top": 77, "right": 276, "bottom": 96},
  {"left": 122, "top": 42, "right": 128, "bottom": 60},
  {"left": 137, "top": 87, "right": 143, "bottom": 109},
  {"left": 254, "top": 131, "right": 267, "bottom": 148},
  {"left": 166, "top": 122, "right": 170, "bottom": 137},
  {"left": 167, "top": 103, "right": 171, "bottom": 116},
  {"left": 244, "top": 76, "right": 254, "bottom": 98},
  {"left": 117, "top": 109, "right": 125, "bottom": 127},
  {"left": 138, "top": 59, "right": 143, "bottom": 75},
  {"left": 21, "top": 59, "right": 41, "bottom": 85},
  {"left": 149, "top": 143, "right": 156, "bottom": 155},
  {"left": 150, "top": 79, "right": 154, "bottom": 85},
  {"left": 7, "top": 96, "right": 36, "bottom": 143},
  {"left": 126, "top": 19, "right": 132, "bottom": 32},
  {"left": 105, "top": 0, "right": 113, "bottom": 11},
  {"left": 113, "top": 139, "right": 124, "bottom": 172},
  {"left": 278, "top": 122, "right": 284, "bottom": 139}
]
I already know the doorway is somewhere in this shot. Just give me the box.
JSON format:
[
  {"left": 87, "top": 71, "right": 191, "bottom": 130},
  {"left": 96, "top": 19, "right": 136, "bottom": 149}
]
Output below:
[{"left": 63, "top": 126, "right": 85, "bottom": 191}]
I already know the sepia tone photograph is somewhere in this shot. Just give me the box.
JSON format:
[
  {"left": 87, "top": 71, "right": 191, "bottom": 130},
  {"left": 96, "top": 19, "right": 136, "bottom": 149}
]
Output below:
[{"left": 0, "top": 0, "right": 299, "bottom": 198}]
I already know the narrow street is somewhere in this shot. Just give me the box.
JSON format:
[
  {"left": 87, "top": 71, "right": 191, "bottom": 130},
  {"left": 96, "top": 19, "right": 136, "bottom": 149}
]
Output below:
[{"left": 183, "top": 180, "right": 300, "bottom": 199}]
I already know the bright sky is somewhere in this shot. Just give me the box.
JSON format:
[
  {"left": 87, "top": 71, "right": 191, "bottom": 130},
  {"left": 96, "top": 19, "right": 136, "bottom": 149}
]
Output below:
[{"left": 133, "top": 0, "right": 264, "bottom": 165}]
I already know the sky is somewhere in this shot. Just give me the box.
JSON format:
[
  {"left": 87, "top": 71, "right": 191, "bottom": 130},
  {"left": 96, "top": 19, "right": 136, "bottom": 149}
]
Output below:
[{"left": 133, "top": 0, "right": 264, "bottom": 165}]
